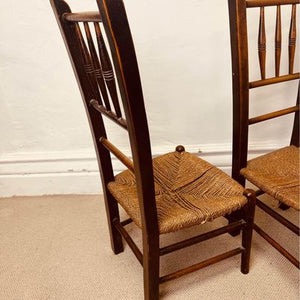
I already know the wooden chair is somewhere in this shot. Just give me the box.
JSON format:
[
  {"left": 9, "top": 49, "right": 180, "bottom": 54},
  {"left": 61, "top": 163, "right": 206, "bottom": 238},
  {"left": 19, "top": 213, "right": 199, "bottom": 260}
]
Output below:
[
  {"left": 51, "top": 0, "right": 256, "bottom": 298},
  {"left": 228, "top": 0, "right": 299, "bottom": 268}
]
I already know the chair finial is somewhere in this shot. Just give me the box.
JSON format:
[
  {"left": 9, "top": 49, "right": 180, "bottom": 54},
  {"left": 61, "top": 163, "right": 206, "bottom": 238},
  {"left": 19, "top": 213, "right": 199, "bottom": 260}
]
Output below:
[{"left": 176, "top": 145, "right": 185, "bottom": 153}]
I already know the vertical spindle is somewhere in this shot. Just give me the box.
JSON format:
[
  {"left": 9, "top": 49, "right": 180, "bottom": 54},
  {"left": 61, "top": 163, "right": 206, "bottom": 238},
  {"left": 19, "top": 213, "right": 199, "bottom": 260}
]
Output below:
[
  {"left": 275, "top": 5, "right": 282, "bottom": 77},
  {"left": 289, "top": 4, "right": 296, "bottom": 74},
  {"left": 94, "top": 23, "right": 122, "bottom": 118},
  {"left": 75, "top": 23, "right": 102, "bottom": 104},
  {"left": 258, "top": 7, "right": 266, "bottom": 79},
  {"left": 84, "top": 22, "right": 111, "bottom": 110}
]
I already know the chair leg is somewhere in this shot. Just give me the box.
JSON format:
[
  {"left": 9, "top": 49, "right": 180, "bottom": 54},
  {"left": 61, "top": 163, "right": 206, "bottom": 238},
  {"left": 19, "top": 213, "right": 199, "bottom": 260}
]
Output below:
[
  {"left": 104, "top": 192, "right": 124, "bottom": 254},
  {"left": 226, "top": 211, "right": 243, "bottom": 236},
  {"left": 241, "top": 189, "right": 256, "bottom": 274},
  {"left": 143, "top": 234, "right": 160, "bottom": 300}
]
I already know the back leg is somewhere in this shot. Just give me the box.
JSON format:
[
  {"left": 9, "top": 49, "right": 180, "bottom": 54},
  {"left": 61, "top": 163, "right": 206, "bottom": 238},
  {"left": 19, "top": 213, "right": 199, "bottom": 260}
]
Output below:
[
  {"left": 104, "top": 192, "right": 123, "bottom": 254},
  {"left": 241, "top": 190, "right": 256, "bottom": 274}
]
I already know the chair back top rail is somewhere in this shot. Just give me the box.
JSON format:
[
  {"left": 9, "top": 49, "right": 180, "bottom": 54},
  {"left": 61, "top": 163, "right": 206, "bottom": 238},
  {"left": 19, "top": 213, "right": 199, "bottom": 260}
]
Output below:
[
  {"left": 246, "top": 0, "right": 298, "bottom": 7},
  {"left": 63, "top": 11, "right": 102, "bottom": 22}
]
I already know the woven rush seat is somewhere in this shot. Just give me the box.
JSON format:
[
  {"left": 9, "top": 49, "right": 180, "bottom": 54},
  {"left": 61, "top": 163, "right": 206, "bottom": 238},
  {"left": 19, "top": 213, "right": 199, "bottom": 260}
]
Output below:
[
  {"left": 108, "top": 150, "right": 247, "bottom": 234},
  {"left": 241, "top": 146, "right": 300, "bottom": 210}
]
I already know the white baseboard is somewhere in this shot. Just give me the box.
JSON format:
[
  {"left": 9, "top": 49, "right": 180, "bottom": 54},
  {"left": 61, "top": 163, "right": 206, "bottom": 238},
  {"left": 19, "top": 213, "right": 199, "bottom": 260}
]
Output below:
[{"left": 0, "top": 142, "right": 286, "bottom": 197}]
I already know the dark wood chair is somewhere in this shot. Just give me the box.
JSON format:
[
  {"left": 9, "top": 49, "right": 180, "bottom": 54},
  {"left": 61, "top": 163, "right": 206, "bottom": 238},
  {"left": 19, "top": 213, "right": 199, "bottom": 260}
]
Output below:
[
  {"left": 228, "top": 0, "right": 299, "bottom": 268},
  {"left": 51, "top": 0, "right": 256, "bottom": 298}
]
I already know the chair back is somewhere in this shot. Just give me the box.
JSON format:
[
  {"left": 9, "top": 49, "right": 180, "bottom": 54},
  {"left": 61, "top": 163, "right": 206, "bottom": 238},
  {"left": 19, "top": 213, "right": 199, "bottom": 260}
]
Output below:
[
  {"left": 50, "top": 0, "right": 159, "bottom": 236},
  {"left": 228, "top": 0, "right": 299, "bottom": 184}
]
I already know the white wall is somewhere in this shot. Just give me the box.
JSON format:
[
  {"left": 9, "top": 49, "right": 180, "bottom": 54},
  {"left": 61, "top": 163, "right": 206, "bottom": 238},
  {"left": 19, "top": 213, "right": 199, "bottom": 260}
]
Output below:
[{"left": 0, "top": 0, "right": 298, "bottom": 196}]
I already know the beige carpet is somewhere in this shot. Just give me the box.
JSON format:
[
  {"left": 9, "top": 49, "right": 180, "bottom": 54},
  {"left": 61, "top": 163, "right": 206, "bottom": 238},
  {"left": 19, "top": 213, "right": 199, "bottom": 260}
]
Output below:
[{"left": 0, "top": 194, "right": 299, "bottom": 300}]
